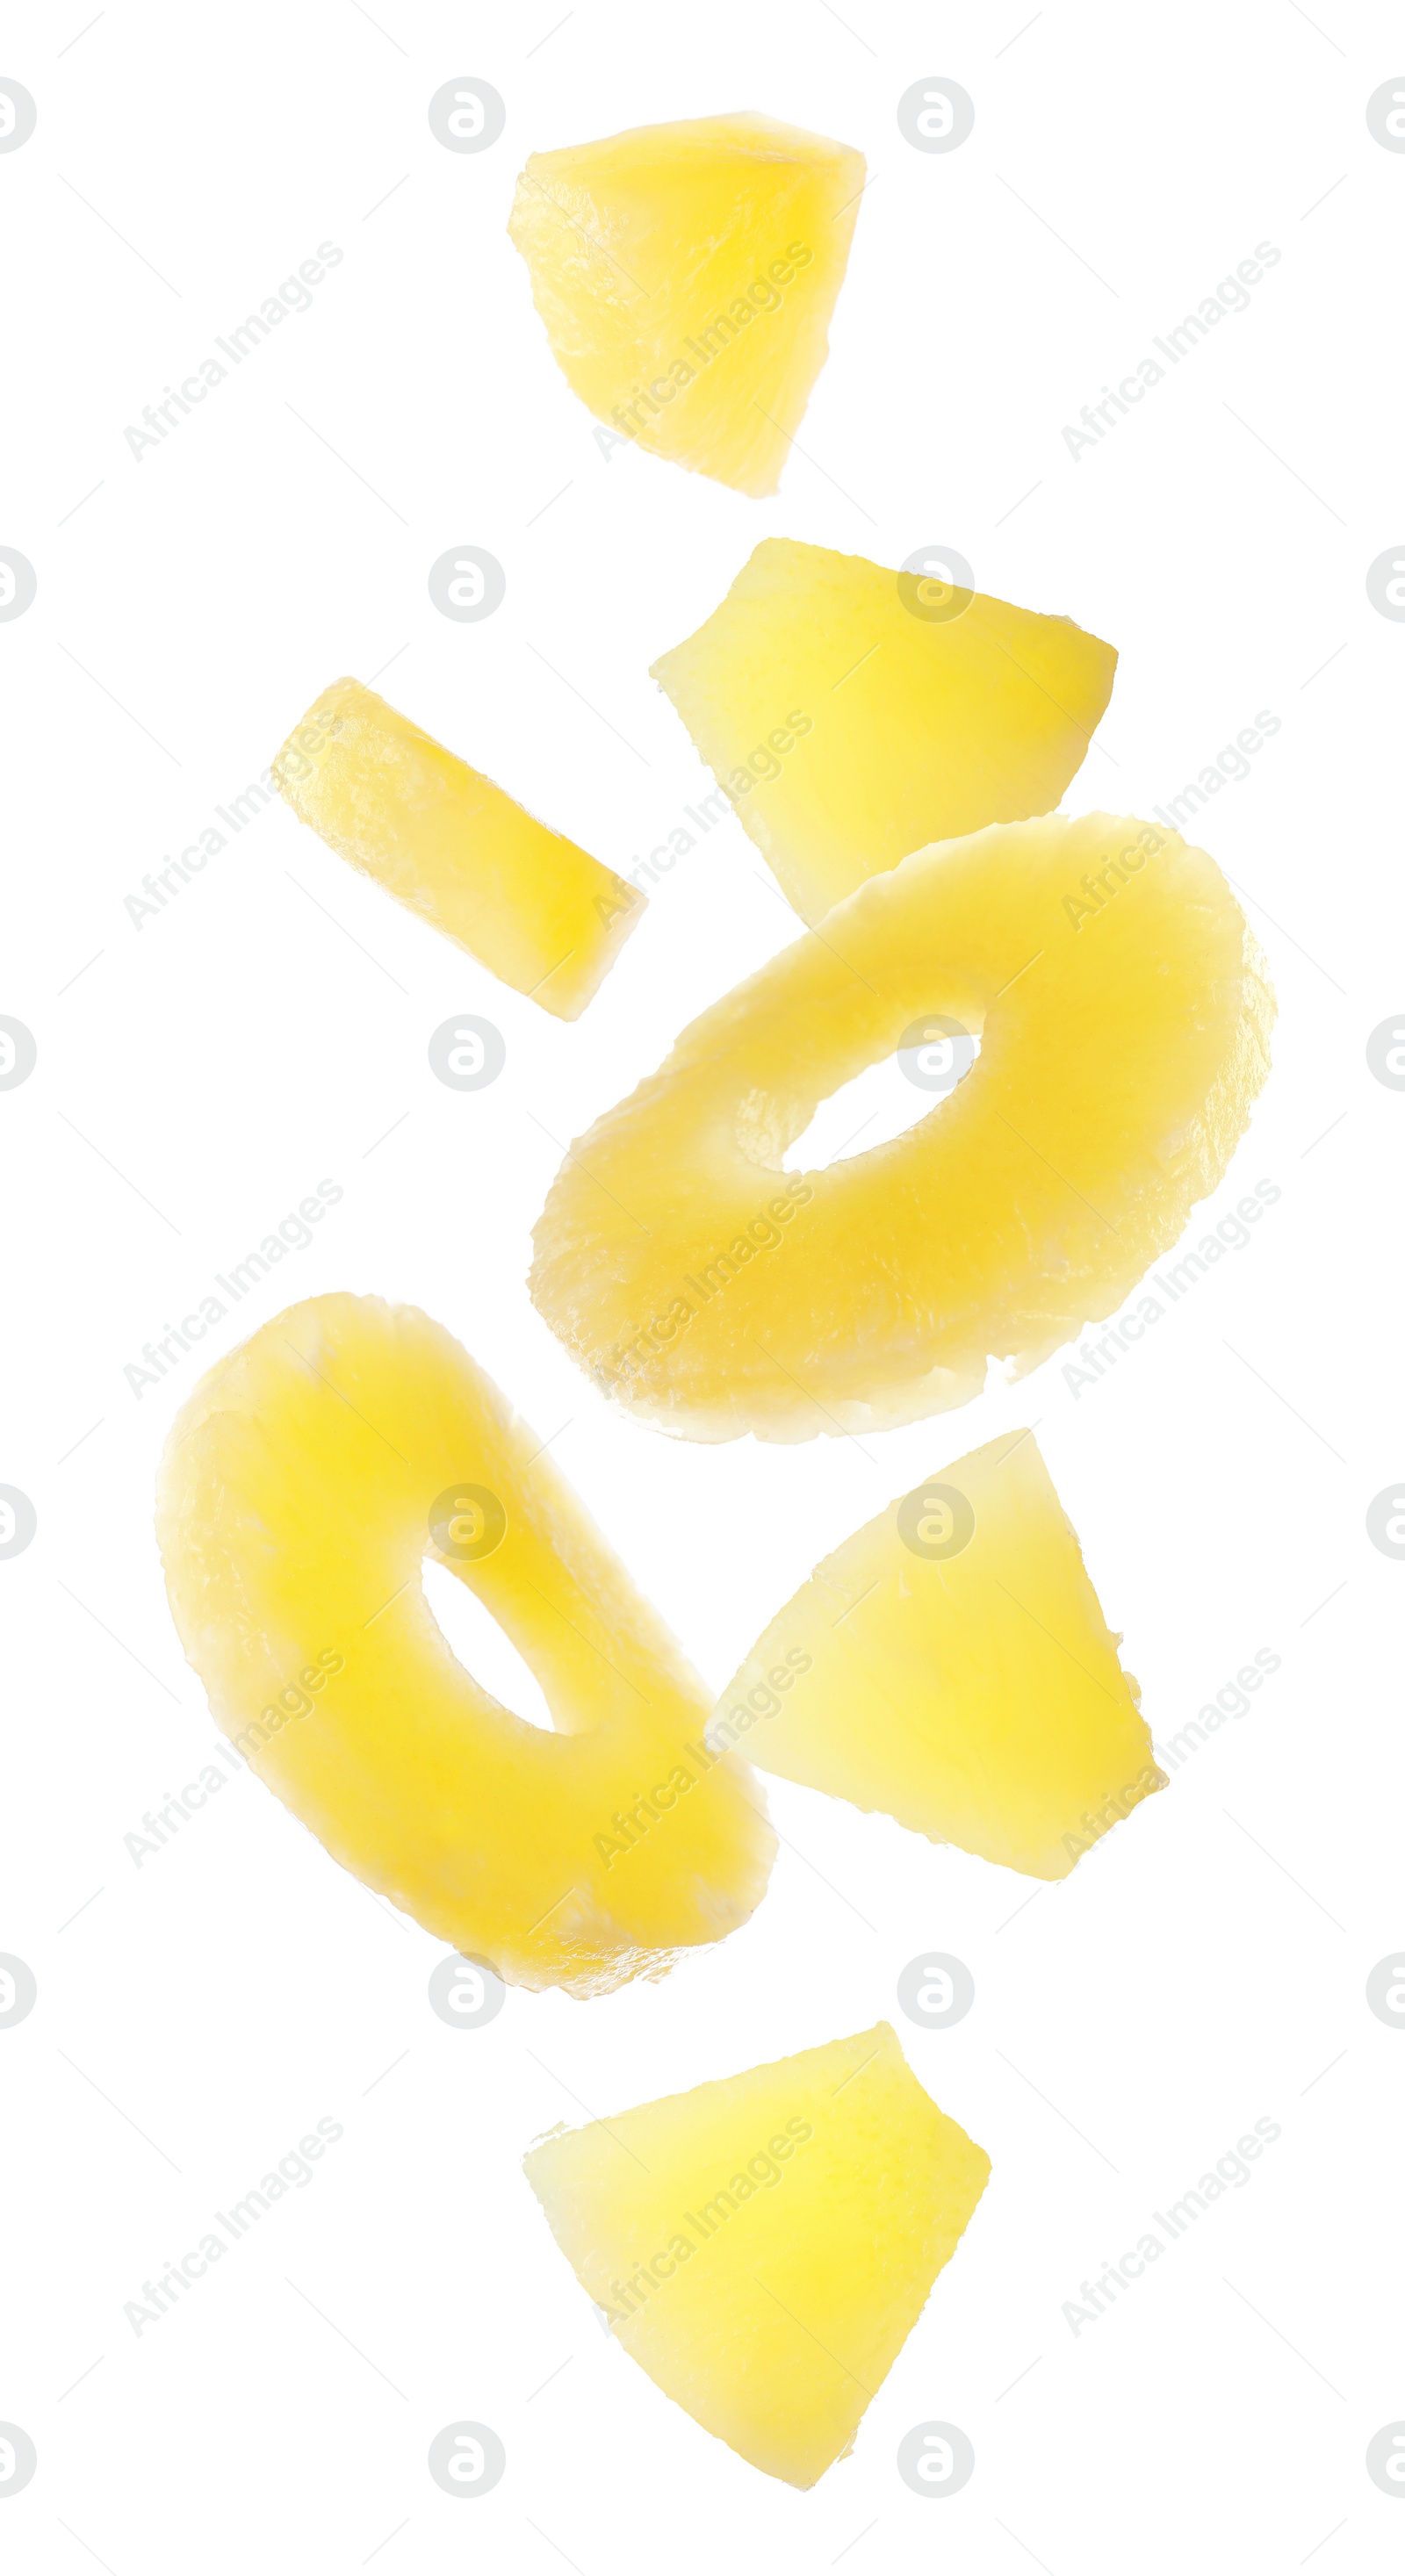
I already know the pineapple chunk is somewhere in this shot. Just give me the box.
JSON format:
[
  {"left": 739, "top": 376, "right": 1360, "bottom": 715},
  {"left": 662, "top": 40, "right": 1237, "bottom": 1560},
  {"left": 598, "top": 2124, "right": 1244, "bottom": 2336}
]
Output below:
[
  {"left": 530, "top": 810, "right": 1275, "bottom": 1443},
  {"left": 272, "top": 679, "right": 641, "bottom": 1019},
  {"left": 652, "top": 538, "right": 1117, "bottom": 922},
  {"left": 524, "top": 2022, "right": 989, "bottom": 2486},
  {"left": 710, "top": 1431, "right": 1163, "bottom": 1878},
  {"left": 155, "top": 1294, "right": 773, "bottom": 1997},
  {"left": 508, "top": 115, "right": 864, "bottom": 497}
]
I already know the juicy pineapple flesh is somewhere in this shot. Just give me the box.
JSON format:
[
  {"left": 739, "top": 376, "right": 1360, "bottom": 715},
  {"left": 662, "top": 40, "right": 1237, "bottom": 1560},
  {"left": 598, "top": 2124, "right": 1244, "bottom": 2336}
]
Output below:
[
  {"left": 712, "top": 1431, "right": 1164, "bottom": 1878},
  {"left": 652, "top": 537, "right": 1118, "bottom": 923},
  {"left": 530, "top": 810, "right": 1275, "bottom": 1443},
  {"left": 272, "top": 678, "right": 641, "bottom": 1019},
  {"left": 524, "top": 2022, "right": 990, "bottom": 2486},
  {"left": 508, "top": 115, "right": 865, "bottom": 496},
  {"left": 155, "top": 1295, "right": 774, "bottom": 1996}
]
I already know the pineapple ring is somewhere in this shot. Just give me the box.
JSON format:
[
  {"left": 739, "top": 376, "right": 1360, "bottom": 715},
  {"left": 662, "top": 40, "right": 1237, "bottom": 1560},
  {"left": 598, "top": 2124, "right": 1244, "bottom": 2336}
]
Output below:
[
  {"left": 530, "top": 811, "right": 1274, "bottom": 1443},
  {"left": 156, "top": 1293, "right": 775, "bottom": 1997}
]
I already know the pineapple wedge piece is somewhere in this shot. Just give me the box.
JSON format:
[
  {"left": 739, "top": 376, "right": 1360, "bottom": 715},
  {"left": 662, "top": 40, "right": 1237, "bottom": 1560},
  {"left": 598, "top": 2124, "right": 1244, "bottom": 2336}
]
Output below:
[
  {"left": 524, "top": 2022, "right": 990, "bottom": 2486},
  {"left": 508, "top": 114, "right": 864, "bottom": 496},
  {"left": 652, "top": 537, "right": 1117, "bottom": 922},
  {"left": 530, "top": 810, "right": 1274, "bottom": 1443},
  {"left": 710, "top": 1431, "right": 1164, "bottom": 1878},
  {"left": 272, "top": 678, "right": 641, "bottom": 1019},
  {"left": 156, "top": 1294, "right": 774, "bottom": 1997}
]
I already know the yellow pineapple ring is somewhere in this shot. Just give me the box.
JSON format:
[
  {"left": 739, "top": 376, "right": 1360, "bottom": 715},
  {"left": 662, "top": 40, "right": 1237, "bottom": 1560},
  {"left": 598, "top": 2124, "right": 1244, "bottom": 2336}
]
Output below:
[
  {"left": 530, "top": 811, "right": 1274, "bottom": 1443},
  {"left": 156, "top": 1294, "right": 774, "bottom": 1996}
]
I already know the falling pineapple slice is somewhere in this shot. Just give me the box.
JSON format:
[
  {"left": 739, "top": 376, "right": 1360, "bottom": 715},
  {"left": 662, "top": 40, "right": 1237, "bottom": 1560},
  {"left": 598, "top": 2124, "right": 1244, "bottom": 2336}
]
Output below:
[
  {"left": 530, "top": 810, "right": 1275, "bottom": 1443},
  {"left": 272, "top": 679, "right": 641, "bottom": 1019},
  {"left": 710, "top": 1431, "right": 1164, "bottom": 1878},
  {"left": 508, "top": 115, "right": 865, "bottom": 496},
  {"left": 651, "top": 538, "right": 1118, "bottom": 922},
  {"left": 524, "top": 2022, "right": 990, "bottom": 2486},
  {"left": 156, "top": 1295, "right": 774, "bottom": 1997}
]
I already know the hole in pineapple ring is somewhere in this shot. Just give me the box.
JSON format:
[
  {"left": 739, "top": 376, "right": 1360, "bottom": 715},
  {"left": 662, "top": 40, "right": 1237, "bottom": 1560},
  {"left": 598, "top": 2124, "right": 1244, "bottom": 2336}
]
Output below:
[
  {"left": 782, "top": 1018, "right": 980, "bottom": 1172},
  {"left": 422, "top": 1559, "right": 555, "bottom": 1733},
  {"left": 897, "top": 1014, "right": 978, "bottom": 1092}
]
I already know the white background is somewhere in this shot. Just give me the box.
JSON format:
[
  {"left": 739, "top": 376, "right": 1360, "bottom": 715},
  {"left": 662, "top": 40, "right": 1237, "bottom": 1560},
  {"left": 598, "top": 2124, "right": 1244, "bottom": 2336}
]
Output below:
[{"left": 2, "top": 1, "right": 1401, "bottom": 2568}]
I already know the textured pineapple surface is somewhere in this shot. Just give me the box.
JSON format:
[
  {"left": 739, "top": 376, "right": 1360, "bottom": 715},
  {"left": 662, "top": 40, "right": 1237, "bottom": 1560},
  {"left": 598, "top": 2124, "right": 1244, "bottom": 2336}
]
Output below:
[
  {"left": 652, "top": 538, "right": 1118, "bottom": 922},
  {"left": 530, "top": 810, "right": 1275, "bottom": 1443},
  {"left": 272, "top": 678, "right": 640, "bottom": 1018},
  {"left": 508, "top": 115, "right": 864, "bottom": 495},
  {"left": 711, "top": 1431, "right": 1164, "bottom": 1878},
  {"left": 156, "top": 1294, "right": 774, "bottom": 1996},
  {"left": 524, "top": 2022, "right": 990, "bottom": 2486}
]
